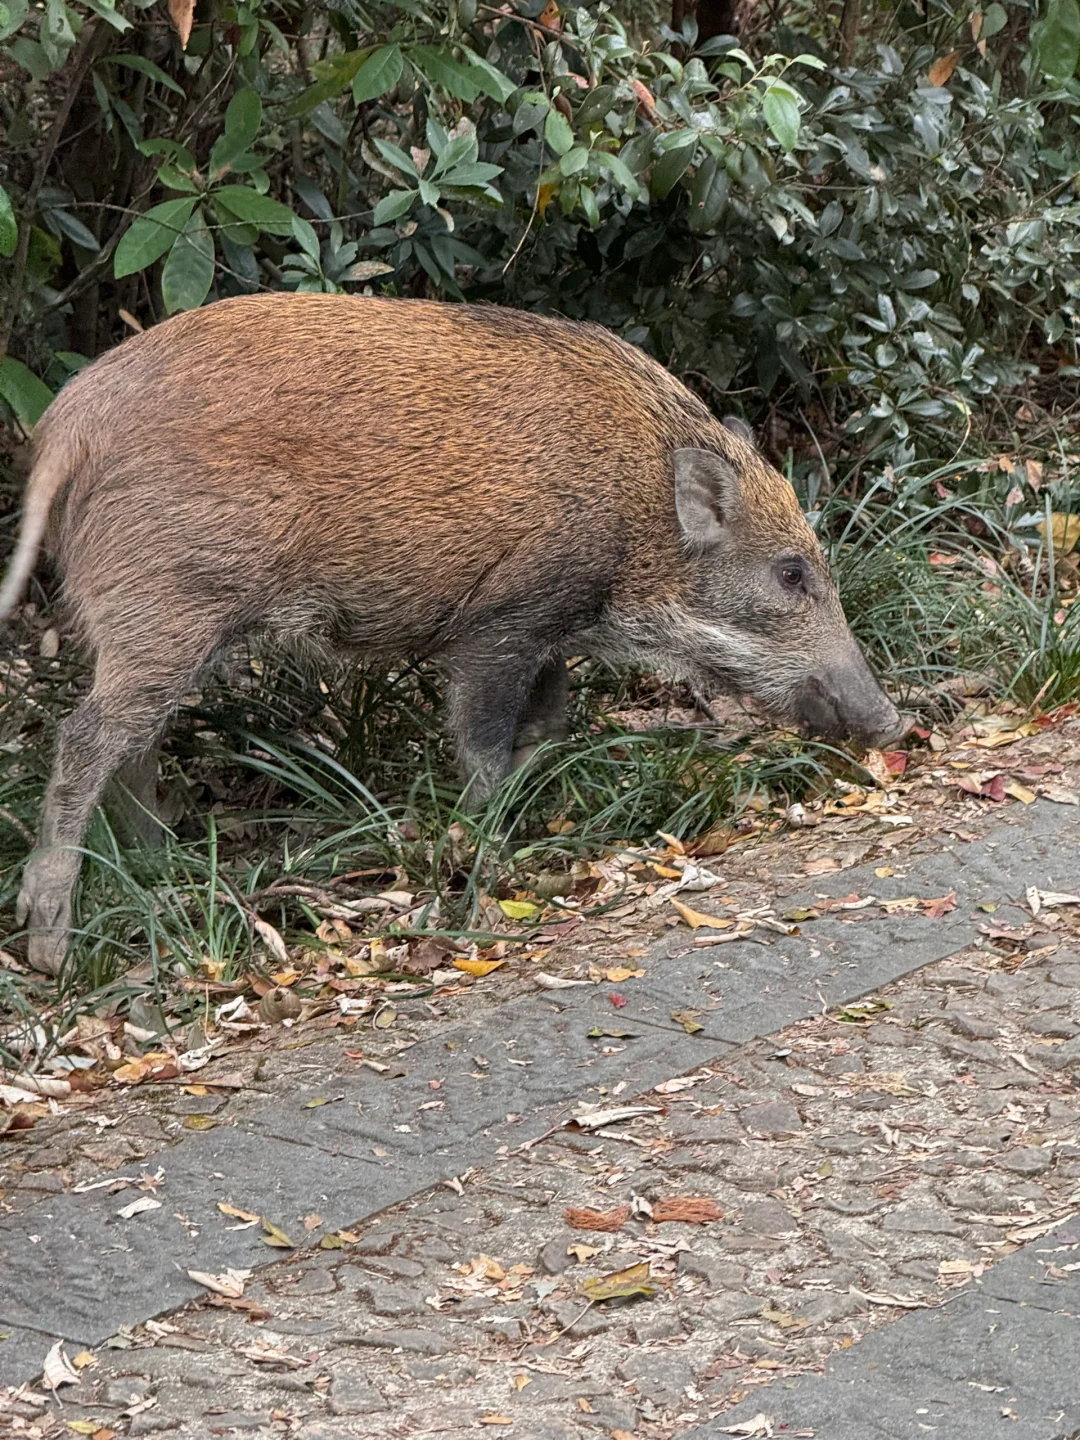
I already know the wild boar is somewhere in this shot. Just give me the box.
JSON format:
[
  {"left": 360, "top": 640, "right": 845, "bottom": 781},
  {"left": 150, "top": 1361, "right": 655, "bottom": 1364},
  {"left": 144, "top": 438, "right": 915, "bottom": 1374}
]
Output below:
[{"left": 0, "top": 294, "right": 900, "bottom": 973}]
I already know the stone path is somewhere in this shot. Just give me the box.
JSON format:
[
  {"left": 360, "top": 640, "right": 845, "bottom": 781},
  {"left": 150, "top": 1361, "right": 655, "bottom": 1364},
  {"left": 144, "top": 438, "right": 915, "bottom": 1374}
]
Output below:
[{"left": 3, "top": 797, "right": 1080, "bottom": 1438}]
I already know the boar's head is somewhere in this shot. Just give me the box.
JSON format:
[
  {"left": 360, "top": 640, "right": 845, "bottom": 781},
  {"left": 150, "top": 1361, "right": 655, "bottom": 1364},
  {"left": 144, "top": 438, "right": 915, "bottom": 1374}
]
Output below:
[{"left": 663, "top": 433, "right": 902, "bottom": 748}]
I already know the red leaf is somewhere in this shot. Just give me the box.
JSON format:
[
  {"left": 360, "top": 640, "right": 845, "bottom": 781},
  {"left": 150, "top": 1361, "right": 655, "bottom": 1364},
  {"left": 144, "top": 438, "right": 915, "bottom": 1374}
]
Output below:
[
  {"left": 922, "top": 891, "right": 957, "bottom": 920},
  {"left": 608, "top": 992, "right": 627, "bottom": 1009},
  {"left": 981, "top": 774, "right": 1007, "bottom": 802},
  {"left": 882, "top": 751, "right": 908, "bottom": 775}
]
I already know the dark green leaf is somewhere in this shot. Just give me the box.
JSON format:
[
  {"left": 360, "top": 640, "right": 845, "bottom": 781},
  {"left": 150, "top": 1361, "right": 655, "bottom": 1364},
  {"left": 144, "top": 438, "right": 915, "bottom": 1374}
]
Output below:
[
  {"left": 46, "top": 208, "right": 100, "bottom": 251},
  {"left": 113, "top": 197, "right": 197, "bottom": 278},
  {"left": 461, "top": 49, "right": 517, "bottom": 102},
  {"left": 290, "top": 51, "right": 369, "bottom": 115},
  {"left": 651, "top": 132, "right": 696, "bottom": 200},
  {"left": 763, "top": 87, "right": 801, "bottom": 150},
  {"left": 982, "top": 2, "right": 1008, "bottom": 35},
  {"left": 352, "top": 44, "right": 403, "bottom": 104},
  {"left": 211, "top": 185, "right": 295, "bottom": 234},
  {"left": 373, "top": 138, "right": 419, "bottom": 179},
  {"left": 544, "top": 108, "right": 575, "bottom": 156},
  {"left": 440, "top": 161, "right": 503, "bottom": 187},
  {"left": 1034, "top": 0, "right": 1080, "bottom": 83},
  {"left": 160, "top": 209, "right": 215, "bottom": 313},
  {"left": 105, "top": 53, "right": 185, "bottom": 96},
  {"left": 9, "top": 37, "right": 52, "bottom": 81},
  {"left": 559, "top": 146, "right": 589, "bottom": 177},
  {"left": 409, "top": 45, "right": 482, "bottom": 102},
  {"left": 209, "top": 88, "right": 262, "bottom": 177},
  {"left": 0, "top": 0, "right": 29, "bottom": 41},
  {"left": 372, "top": 189, "right": 417, "bottom": 225},
  {"left": 0, "top": 357, "right": 53, "bottom": 429},
  {"left": 592, "top": 150, "right": 645, "bottom": 201}
]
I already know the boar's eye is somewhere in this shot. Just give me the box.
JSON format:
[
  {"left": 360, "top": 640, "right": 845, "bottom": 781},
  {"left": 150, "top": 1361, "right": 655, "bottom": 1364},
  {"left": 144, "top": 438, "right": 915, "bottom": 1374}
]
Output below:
[{"left": 778, "top": 558, "right": 806, "bottom": 591}]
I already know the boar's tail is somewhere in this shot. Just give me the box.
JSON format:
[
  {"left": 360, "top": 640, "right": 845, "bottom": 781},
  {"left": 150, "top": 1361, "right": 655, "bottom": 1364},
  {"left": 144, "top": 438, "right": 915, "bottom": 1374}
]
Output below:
[{"left": 0, "top": 436, "right": 73, "bottom": 620}]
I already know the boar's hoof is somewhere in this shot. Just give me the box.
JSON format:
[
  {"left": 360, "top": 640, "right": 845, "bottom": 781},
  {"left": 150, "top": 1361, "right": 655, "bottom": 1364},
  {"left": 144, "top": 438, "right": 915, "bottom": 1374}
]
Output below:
[{"left": 16, "top": 853, "right": 75, "bottom": 975}]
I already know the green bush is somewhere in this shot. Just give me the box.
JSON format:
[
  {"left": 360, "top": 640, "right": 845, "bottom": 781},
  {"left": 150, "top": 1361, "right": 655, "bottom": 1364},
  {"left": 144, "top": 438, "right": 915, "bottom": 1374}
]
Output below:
[{"left": 2, "top": 0, "right": 1080, "bottom": 486}]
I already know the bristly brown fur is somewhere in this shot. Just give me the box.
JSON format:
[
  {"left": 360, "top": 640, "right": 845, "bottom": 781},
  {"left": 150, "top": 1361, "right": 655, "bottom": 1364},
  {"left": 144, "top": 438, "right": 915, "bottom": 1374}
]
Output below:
[{"left": 3, "top": 294, "right": 896, "bottom": 975}]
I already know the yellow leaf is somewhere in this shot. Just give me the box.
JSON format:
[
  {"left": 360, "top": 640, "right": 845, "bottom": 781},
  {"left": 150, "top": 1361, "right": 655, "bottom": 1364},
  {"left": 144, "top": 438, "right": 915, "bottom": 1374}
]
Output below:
[
  {"left": 453, "top": 957, "right": 506, "bottom": 977},
  {"left": 182, "top": 1115, "right": 218, "bottom": 1131},
  {"left": 874, "top": 866, "right": 894, "bottom": 879},
  {"left": 1038, "top": 512, "right": 1080, "bottom": 555},
  {"left": 183, "top": 1084, "right": 209, "bottom": 1096},
  {"left": 537, "top": 182, "right": 557, "bottom": 218},
  {"left": 655, "top": 830, "right": 686, "bottom": 854},
  {"left": 649, "top": 863, "right": 683, "bottom": 879},
  {"left": 71, "top": 1351, "right": 97, "bottom": 1370},
  {"left": 66, "top": 1424, "right": 98, "bottom": 1435},
  {"left": 928, "top": 50, "right": 960, "bottom": 85},
  {"left": 319, "top": 1233, "right": 346, "bottom": 1250},
  {"left": 479, "top": 1418, "right": 513, "bottom": 1427},
  {"left": 567, "top": 1242, "right": 602, "bottom": 1262},
  {"left": 603, "top": 966, "right": 636, "bottom": 983},
  {"left": 1004, "top": 781, "right": 1037, "bottom": 804},
  {"left": 260, "top": 1217, "right": 296, "bottom": 1249},
  {"left": 499, "top": 899, "right": 539, "bottom": 920},
  {"left": 512, "top": 1373, "right": 531, "bottom": 1391},
  {"left": 579, "top": 1260, "right": 655, "bottom": 1302},
  {"left": 218, "top": 1202, "right": 260, "bottom": 1222},
  {"left": 671, "top": 899, "right": 731, "bottom": 930}
]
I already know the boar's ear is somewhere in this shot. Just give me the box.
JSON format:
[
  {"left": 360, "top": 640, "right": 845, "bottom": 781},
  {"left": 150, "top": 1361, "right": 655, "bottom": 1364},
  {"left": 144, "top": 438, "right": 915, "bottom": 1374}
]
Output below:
[
  {"left": 673, "top": 449, "right": 740, "bottom": 552},
  {"left": 722, "top": 414, "right": 755, "bottom": 447}
]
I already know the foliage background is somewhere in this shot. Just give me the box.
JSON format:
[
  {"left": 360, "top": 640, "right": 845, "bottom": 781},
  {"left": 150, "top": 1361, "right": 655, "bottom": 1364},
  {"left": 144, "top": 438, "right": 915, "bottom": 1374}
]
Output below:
[{"left": 0, "top": 0, "right": 1078, "bottom": 1013}]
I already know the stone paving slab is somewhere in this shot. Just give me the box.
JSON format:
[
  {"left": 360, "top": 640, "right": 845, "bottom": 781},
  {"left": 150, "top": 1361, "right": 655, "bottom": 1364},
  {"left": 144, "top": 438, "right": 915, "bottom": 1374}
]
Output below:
[
  {"left": 2, "top": 799, "right": 1078, "bottom": 1399},
  {"left": 691, "top": 1235, "right": 1080, "bottom": 1440}
]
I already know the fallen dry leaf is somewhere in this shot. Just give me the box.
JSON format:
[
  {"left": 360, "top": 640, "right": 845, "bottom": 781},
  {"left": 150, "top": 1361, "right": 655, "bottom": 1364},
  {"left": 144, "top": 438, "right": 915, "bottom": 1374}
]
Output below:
[
  {"left": 671, "top": 898, "right": 731, "bottom": 930},
  {"left": 1042, "top": 785, "right": 1080, "bottom": 805},
  {"left": 564, "top": 1205, "right": 630, "bottom": 1232},
  {"left": 261, "top": 1216, "right": 296, "bottom": 1249},
  {"left": 187, "top": 1267, "right": 251, "bottom": 1298},
  {"left": 116, "top": 1195, "right": 162, "bottom": 1220},
  {"left": 536, "top": 971, "right": 593, "bottom": 990},
  {"left": 714, "top": 1415, "right": 775, "bottom": 1437},
  {"left": 42, "top": 1342, "right": 80, "bottom": 1391},
  {"left": 571, "top": 1105, "right": 660, "bottom": 1129},
  {"left": 928, "top": 50, "right": 960, "bottom": 85},
  {"left": 922, "top": 891, "right": 957, "bottom": 920},
  {"left": 651, "top": 1196, "right": 722, "bottom": 1224},
  {"left": 1038, "top": 511, "right": 1080, "bottom": 554},
  {"left": 168, "top": 0, "right": 195, "bottom": 48},
  {"left": 579, "top": 1260, "right": 655, "bottom": 1302},
  {"left": 453, "top": 957, "right": 505, "bottom": 977},
  {"left": 218, "top": 1201, "right": 260, "bottom": 1222}
]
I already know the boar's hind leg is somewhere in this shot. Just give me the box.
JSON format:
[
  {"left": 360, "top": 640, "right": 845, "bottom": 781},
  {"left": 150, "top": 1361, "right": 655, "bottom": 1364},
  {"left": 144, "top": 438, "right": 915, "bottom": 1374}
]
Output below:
[
  {"left": 107, "top": 746, "right": 167, "bottom": 849},
  {"left": 511, "top": 659, "right": 569, "bottom": 772},
  {"left": 444, "top": 642, "right": 553, "bottom": 808},
  {"left": 18, "top": 646, "right": 208, "bottom": 975}
]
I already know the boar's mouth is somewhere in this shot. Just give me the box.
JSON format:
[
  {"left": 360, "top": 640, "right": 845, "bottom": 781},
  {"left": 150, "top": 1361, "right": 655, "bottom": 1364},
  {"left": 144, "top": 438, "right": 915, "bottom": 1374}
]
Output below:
[{"left": 791, "top": 670, "right": 904, "bottom": 749}]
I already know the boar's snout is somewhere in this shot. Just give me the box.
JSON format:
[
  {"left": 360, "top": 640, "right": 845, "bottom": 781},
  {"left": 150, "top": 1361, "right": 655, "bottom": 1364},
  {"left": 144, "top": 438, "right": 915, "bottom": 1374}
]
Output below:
[{"left": 792, "top": 647, "right": 904, "bottom": 749}]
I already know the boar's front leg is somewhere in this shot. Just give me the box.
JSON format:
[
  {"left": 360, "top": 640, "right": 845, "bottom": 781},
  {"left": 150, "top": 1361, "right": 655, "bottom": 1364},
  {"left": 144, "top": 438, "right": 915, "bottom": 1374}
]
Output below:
[
  {"left": 511, "top": 659, "right": 569, "bottom": 772},
  {"left": 443, "top": 639, "right": 553, "bottom": 808}
]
